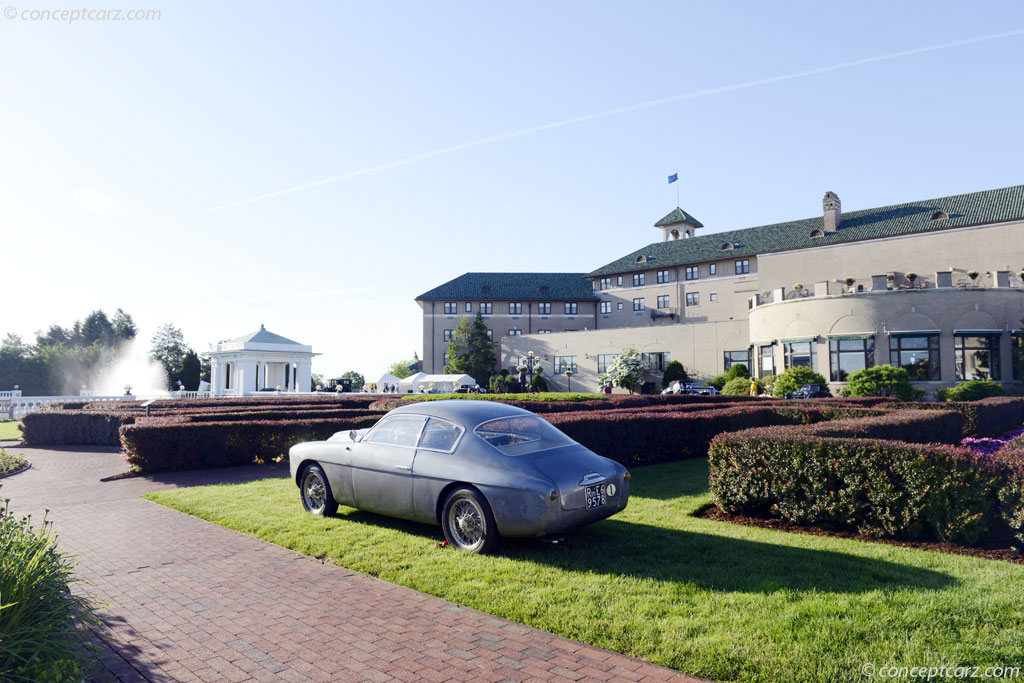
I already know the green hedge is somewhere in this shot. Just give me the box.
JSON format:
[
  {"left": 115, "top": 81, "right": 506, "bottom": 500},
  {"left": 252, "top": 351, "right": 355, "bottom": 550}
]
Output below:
[
  {"left": 709, "top": 429, "right": 1024, "bottom": 544},
  {"left": 119, "top": 416, "right": 381, "bottom": 473},
  {"left": 799, "top": 409, "right": 965, "bottom": 445},
  {"left": 897, "top": 396, "right": 1024, "bottom": 437},
  {"left": 20, "top": 411, "right": 135, "bottom": 446}
]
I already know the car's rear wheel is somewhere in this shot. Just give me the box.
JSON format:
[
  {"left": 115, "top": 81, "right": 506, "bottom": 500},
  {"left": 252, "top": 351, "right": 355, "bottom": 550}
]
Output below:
[
  {"left": 300, "top": 464, "right": 338, "bottom": 516},
  {"left": 441, "top": 487, "right": 498, "bottom": 554}
]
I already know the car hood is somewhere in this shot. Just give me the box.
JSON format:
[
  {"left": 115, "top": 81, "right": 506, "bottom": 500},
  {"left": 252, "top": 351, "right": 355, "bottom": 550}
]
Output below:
[{"left": 531, "top": 445, "right": 624, "bottom": 510}]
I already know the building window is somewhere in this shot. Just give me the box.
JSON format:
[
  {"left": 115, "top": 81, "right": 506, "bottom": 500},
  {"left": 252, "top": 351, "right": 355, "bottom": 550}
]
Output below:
[
  {"left": 466, "top": 302, "right": 472, "bottom": 312},
  {"left": 724, "top": 350, "right": 750, "bottom": 373},
  {"left": 685, "top": 266, "right": 699, "bottom": 281},
  {"left": 955, "top": 334, "right": 1001, "bottom": 381},
  {"left": 444, "top": 302, "right": 457, "bottom": 314},
  {"left": 508, "top": 328, "right": 522, "bottom": 336},
  {"left": 443, "top": 329, "right": 453, "bottom": 342},
  {"left": 759, "top": 345, "right": 775, "bottom": 378},
  {"left": 554, "top": 355, "right": 577, "bottom": 374},
  {"left": 486, "top": 330, "right": 493, "bottom": 340},
  {"left": 1013, "top": 333, "right": 1024, "bottom": 381},
  {"left": 633, "top": 273, "right": 645, "bottom": 287},
  {"left": 443, "top": 353, "right": 449, "bottom": 365},
  {"left": 829, "top": 337, "right": 874, "bottom": 381},
  {"left": 784, "top": 340, "right": 816, "bottom": 370},
  {"left": 735, "top": 259, "right": 750, "bottom": 275},
  {"left": 656, "top": 295, "right": 670, "bottom": 308},
  {"left": 642, "top": 352, "right": 670, "bottom": 371},
  {"left": 633, "top": 298, "right": 645, "bottom": 311},
  {"left": 617, "top": 302, "right": 624, "bottom": 310},
  {"left": 657, "top": 270, "right": 670, "bottom": 284},
  {"left": 685, "top": 292, "right": 699, "bottom": 306},
  {"left": 224, "top": 363, "right": 231, "bottom": 389},
  {"left": 890, "top": 334, "right": 940, "bottom": 381},
  {"left": 597, "top": 354, "right": 618, "bottom": 373},
  {"left": 538, "top": 302, "right": 551, "bottom": 315},
  {"left": 509, "top": 302, "right": 522, "bottom": 315},
  {"left": 600, "top": 301, "right": 611, "bottom": 314},
  {"left": 564, "top": 302, "right": 578, "bottom": 315},
  {"left": 617, "top": 276, "right": 623, "bottom": 286},
  {"left": 599, "top": 277, "right": 611, "bottom": 290},
  {"left": 710, "top": 292, "right": 718, "bottom": 302},
  {"left": 710, "top": 263, "right": 717, "bottom": 276}
]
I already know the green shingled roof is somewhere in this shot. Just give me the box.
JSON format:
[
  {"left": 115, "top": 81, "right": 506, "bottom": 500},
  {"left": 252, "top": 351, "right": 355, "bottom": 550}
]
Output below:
[
  {"left": 589, "top": 184, "right": 1024, "bottom": 277},
  {"left": 654, "top": 207, "right": 704, "bottom": 228},
  {"left": 417, "top": 272, "right": 596, "bottom": 301}
]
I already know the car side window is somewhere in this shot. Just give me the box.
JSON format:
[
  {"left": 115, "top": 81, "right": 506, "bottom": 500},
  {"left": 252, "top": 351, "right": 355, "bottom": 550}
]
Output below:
[
  {"left": 417, "top": 417, "right": 463, "bottom": 452},
  {"left": 363, "top": 416, "right": 425, "bottom": 448}
]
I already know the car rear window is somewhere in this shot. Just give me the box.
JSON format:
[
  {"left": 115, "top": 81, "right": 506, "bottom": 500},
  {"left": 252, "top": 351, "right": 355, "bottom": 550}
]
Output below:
[{"left": 474, "top": 415, "right": 574, "bottom": 455}]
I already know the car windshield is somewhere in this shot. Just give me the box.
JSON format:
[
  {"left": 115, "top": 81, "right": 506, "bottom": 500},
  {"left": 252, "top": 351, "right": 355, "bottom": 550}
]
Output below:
[{"left": 474, "top": 415, "right": 575, "bottom": 455}]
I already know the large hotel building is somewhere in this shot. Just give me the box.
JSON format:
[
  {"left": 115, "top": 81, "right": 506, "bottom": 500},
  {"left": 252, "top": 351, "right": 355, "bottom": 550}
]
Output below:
[{"left": 417, "top": 185, "right": 1024, "bottom": 395}]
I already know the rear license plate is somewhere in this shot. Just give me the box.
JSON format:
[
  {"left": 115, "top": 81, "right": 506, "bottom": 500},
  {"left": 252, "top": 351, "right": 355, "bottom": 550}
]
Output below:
[{"left": 585, "top": 483, "right": 607, "bottom": 510}]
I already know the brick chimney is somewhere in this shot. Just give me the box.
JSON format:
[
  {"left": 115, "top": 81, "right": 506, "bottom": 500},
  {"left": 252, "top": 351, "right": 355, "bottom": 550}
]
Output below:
[{"left": 823, "top": 191, "right": 842, "bottom": 232}]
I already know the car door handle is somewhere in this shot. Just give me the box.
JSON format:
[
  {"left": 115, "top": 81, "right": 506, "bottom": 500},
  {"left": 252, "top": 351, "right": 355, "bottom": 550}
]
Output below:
[{"left": 395, "top": 465, "right": 412, "bottom": 471}]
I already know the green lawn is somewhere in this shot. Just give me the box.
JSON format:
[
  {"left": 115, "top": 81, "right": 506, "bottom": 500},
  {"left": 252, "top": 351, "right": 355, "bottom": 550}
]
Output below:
[
  {"left": 0, "top": 421, "right": 21, "bottom": 441},
  {"left": 145, "top": 460, "right": 1024, "bottom": 682}
]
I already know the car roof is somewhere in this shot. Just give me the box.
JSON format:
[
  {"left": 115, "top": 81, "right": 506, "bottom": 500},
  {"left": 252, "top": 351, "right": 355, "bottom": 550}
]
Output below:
[{"left": 387, "top": 399, "right": 534, "bottom": 424}]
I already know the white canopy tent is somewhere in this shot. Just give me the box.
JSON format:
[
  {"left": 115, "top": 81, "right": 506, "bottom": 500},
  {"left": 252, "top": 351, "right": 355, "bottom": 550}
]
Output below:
[
  {"left": 398, "top": 372, "right": 476, "bottom": 394},
  {"left": 375, "top": 373, "right": 403, "bottom": 392}
]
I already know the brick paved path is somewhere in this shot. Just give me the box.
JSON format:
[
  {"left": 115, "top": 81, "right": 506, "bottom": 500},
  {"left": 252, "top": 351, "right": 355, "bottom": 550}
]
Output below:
[{"left": 0, "top": 444, "right": 706, "bottom": 683}]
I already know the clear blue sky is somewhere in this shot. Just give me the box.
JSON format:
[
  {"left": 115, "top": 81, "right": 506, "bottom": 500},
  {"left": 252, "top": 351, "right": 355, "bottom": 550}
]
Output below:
[{"left": 2, "top": 1, "right": 1022, "bottom": 381}]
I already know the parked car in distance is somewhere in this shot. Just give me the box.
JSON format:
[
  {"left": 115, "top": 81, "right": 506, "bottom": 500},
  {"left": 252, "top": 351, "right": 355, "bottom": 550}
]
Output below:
[
  {"left": 662, "top": 380, "right": 718, "bottom": 395},
  {"left": 785, "top": 384, "right": 829, "bottom": 399},
  {"left": 289, "top": 400, "right": 630, "bottom": 553}
]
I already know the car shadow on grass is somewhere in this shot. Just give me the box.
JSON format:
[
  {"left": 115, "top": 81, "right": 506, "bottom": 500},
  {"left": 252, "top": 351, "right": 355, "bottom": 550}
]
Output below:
[
  {"left": 327, "top": 509, "right": 955, "bottom": 594},
  {"left": 497, "top": 519, "right": 957, "bottom": 594}
]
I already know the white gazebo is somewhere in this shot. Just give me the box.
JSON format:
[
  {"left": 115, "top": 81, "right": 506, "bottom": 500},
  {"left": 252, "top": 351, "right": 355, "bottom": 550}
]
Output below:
[{"left": 208, "top": 325, "right": 318, "bottom": 396}]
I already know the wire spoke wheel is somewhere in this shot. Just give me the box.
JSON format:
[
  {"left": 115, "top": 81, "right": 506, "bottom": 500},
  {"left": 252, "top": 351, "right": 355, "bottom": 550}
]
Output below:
[
  {"left": 300, "top": 464, "right": 337, "bottom": 516},
  {"left": 442, "top": 488, "right": 498, "bottom": 554}
]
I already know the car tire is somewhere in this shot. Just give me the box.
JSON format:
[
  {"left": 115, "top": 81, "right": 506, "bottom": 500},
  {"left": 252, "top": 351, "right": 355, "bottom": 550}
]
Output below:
[
  {"left": 441, "top": 487, "right": 499, "bottom": 554},
  {"left": 300, "top": 463, "right": 338, "bottom": 517}
]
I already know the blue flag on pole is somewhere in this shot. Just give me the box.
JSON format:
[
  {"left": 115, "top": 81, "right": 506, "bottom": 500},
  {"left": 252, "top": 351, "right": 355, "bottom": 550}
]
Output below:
[{"left": 668, "top": 173, "right": 678, "bottom": 184}]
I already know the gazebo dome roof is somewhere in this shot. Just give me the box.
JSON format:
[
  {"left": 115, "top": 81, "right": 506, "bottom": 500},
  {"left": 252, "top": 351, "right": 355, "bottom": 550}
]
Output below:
[{"left": 226, "top": 324, "right": 303, "bottom": 346}]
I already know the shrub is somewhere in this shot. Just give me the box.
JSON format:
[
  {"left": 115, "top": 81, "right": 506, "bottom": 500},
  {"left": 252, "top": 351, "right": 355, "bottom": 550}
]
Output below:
[
  {"left": 897, "top": 397, "right": 1024, "bottom": 437},
  {"left": 0, "top": 487, "right": 102, "bottom": 679},
  {"left": 773, "top": 367, "right": 831, "bottom": 397},
  {"left": 939, "top": 380, "right": 1006, "bottom": 402},
  {"left": 21, "top": 411, "right": 135, "bottom": 446},
  {"left": 661, "top": 360, "right": 688, "bottom": 388},
  {"left": 0, "top": 450, "right": 26, "bottom": 475},
  {"left": 800, "top": 409, "right": 964, "bottom": 445},
  {"left": 120, "top": 416, "right": 382, "bottom": 473},
  {"left": 709, "top": 431, "right": 1013, "bottom": 543},
  {"left": 530, "top": 374, "right": 549, "bottom": 392},
  {"left": 721, "top": 377, "right": 753, "bottom": 395},
  {"left": 708, "top": 374, "right": 728, "bottom": 391},
  {"left": 725, "top": 363, "right": 750, "bottom": 380},
  {"left": 845, "top": 365, "right": 918, "bottom": 401}
]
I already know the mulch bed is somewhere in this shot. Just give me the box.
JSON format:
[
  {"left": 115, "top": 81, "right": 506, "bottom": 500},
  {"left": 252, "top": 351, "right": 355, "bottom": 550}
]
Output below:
[{"left": 694, "top": 503, "right": 1024, "bottom": 564}]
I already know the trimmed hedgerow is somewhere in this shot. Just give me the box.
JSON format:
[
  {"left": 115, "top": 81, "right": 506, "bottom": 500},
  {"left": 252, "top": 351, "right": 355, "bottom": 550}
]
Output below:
[
  {"left": 897, "top": 396, "right": 1024, "bottom": 437},
  {"left": 180, "top": 408, "right": 383, "bottom": 423},
  {"left": 119, "top": 416, "right": 382, "bottom": 473},
  {"left": 708, "top": 429, "right": 1019, "bottom": 544},
  {"left": 543, "top": 407, "right": 807, "bottom": 464},
  {"left": 799, "top": 409, "right": 965, "bottom": 445},
  {"left": 20, "top": 411, "right": 135, "bottom": 446}
]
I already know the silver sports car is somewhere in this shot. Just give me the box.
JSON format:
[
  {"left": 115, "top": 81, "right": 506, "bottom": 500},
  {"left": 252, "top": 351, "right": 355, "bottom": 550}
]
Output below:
[{"left": 288, "top": 400, "right": 630, "bottom": 553}]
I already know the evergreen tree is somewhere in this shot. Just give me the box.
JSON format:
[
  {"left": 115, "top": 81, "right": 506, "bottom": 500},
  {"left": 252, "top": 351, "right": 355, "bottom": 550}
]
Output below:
[
  {"left": 180, "top": 350, "right": 202, "bottom": 391},
  {"left": 111, "top": 308, "right": 138, "bottom": 341},
  {"left": 79, "top": 310, "right": 115, "bottom": 347},
  {"left": 443, "top": 314, "right": 496, "bottom": 387},
  {"left": 662, "top": 360, "right": 689, "bottom": 388},
  {"left": 150, "top": 323, "right": 189, "bottom": 390}
]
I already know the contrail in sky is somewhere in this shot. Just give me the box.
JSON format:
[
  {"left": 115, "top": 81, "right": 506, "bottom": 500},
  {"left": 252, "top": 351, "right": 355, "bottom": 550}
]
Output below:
[{"left": 197, "top": 28, "right": 1024, "bottom": 215}]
